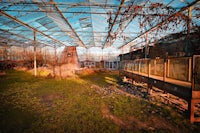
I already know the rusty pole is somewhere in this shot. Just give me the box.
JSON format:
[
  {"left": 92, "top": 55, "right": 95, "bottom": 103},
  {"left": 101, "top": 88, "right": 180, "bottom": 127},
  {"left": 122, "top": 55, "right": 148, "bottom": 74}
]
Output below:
[
  {"left": 33, "top": 31, "right": 37, "bottom": 77},
  {"left": 145, "top": 33, "right": 148, "bottom": 58},
  {"left": 53, "top": 44, "right": 57, "bottom": 77},
  {"left": 187, "top": 6, "right": 194, "bottom": 123}
]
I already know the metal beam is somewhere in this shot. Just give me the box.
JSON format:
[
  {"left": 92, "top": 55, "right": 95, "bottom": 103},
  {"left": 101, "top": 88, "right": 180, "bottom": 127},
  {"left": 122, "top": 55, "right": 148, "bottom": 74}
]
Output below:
[
  {"left": 119, "top": 0, "right": 199, "bottom": 49},
  {"left": 104, "top": 13, "right": 137, "bottom": 48},
  {"left": 1, "top": 9, "right": 178, "bottom": 16},
  {"left": 103, "top": 0, "right": 125, "bottom": 48},
  {"left": 105, "top": 1, "right": 149, "bottom": 48},
  {"left": 0, "top": 10, "right": 66, "bottom": 47},
  {"left": 187, "top": 6, "right": 193, "bottom": 39},
  {"left": 50, "top": 0, "right": 86, "bottom": 48},
  {"left": 88, "top": 0, "right": 95, "bottom": 47},
  {"left": 0, "top": 29, "right": 53, "bottom": 48},
  {"left": 33, "top": 31, "right": 37, "bottom": 76},
  {"left": 0, "top": 37, "right": 26, "bottom": 46}
]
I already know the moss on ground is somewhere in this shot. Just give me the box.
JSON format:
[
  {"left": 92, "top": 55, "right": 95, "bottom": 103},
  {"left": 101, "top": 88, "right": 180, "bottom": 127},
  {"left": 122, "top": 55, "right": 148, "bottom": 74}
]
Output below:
[{"left": 0, "top": 70, "right": 199, "bottom": 133}]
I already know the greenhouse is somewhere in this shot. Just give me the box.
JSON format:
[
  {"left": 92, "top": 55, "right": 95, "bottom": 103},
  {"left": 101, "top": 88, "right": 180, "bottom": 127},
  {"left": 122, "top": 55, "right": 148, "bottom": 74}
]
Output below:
[{"left": 0, "top": 0, "right": 200, "bottom": 132}]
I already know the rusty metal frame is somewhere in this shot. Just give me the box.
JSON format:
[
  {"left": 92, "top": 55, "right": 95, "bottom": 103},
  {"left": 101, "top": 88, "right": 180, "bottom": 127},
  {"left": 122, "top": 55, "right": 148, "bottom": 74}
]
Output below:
[
  {"left": 103, "top": 0, "right": 150, "bottom": 48},
  {"left": 103, "top": 0, "right": 125, "bottom": 48},
  {"left": 0, "top": 38, "right": 26, "bottom": 47},
  {"left": 0, "top": 29, "right": 52, "bottom": 48},
  {"left": 33, "top": 31, "right": 37, "bottom": 76},
  {"left": 0, "top": 10, "right": 66, "bottom": 47},
  {"left": 119, "top": 0, "right": 199, "bottom": 49},
  {"left": 49, "top": 0, "right": 86, "bottom": 48}
]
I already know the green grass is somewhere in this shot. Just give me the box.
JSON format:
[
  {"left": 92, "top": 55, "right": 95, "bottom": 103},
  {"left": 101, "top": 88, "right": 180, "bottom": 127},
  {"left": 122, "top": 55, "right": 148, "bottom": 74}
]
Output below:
[
  {"left": 0, "top": 70, "right": 199, "bottom": 133},
  {"left": 79, "top": 70, "right": 120, "bottom": 87}
]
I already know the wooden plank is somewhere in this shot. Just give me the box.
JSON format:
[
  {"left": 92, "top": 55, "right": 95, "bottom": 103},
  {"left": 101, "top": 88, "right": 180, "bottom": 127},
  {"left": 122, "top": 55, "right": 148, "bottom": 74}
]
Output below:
[
  {"left": 34, "top": 31, "right": 37, "bottom": 77},
  {"left": 122, "top": 70, "right": 191, "bottom": 100},
  {"left": 124, "top": 70, "right": 191, "bottom": 87},
  {"left": 192, "top": 91, "right": 200, "bottom": 99}
]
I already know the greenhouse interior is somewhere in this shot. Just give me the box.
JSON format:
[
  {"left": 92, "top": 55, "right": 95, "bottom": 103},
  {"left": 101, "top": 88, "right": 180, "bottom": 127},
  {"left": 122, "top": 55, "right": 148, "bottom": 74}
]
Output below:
[{"left": 0, "top": 0, "right": 200, "bottom": 132}]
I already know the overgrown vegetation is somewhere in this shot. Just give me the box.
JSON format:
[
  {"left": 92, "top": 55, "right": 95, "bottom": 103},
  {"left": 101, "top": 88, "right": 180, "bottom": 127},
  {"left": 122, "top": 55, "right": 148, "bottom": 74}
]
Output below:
[{"left": 0, "top": 70, "right": 199, "bottom": 133}]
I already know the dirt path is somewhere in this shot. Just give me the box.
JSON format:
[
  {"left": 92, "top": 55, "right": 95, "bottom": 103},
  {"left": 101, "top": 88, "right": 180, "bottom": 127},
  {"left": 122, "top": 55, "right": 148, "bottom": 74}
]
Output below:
[{"left": 101, "top": 104, "right": 182, "bottom": 132}]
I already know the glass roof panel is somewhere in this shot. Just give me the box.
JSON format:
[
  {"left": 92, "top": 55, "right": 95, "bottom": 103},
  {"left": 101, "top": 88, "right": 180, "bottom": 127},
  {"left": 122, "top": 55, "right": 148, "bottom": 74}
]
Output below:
[{"left": 0, "top": 0, "right": 199, "bottom": 58}]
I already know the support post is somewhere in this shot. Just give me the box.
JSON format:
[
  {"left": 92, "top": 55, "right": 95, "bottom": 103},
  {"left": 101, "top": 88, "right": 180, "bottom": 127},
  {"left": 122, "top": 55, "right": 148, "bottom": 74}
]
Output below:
[
  {"left": 189, "top": 55, "right": 194, "bottom": 123},
  {"left": 187, "top": 6, "right": 192, "bottom": 39},
  {"left": 188, "top": 58, "right": 192, "bottom": 81},
  {"left": 23, "top": 44, "right": 25, "bottom": 61},
  {"left": 44, "top": 45, "right": 47, "bottom": 65},
  {"left": 86, "top": 48, "right": 88, "bottom": 61},
  {"left": 3, "top": 46, "right": 7, "bottom": 60},
  {"left": 33, "top": 31, "right": 37, "bottom": 77},
  {"left": 147, "top": 59, "right": 152, "bottom": 94},
  {"left": 145, "top": 33, "right": 148, "bottom": 58},
  {"left": 148, "top": 59, "right": 150, "bottom": 77},
  {"left": 154, "top": 60, "right": 156, "bottom": 75},
  {"left": 186, "top": 6, "right": 196, "bottom": 124},
  {"left": 53, "top": 45, "right": 57, "bottom": 77},
  {"left": 167, "top": 59, "right": 170, "bottom": 77},
  {"left": 101, "top": 48, "right": 104, "bottom": 61},
  {"left": 122, "top": 47, "right": 124, "bottom": 61},
  {"left": 117, "top": 61, "right": 118, "bottom": 70},
  {"left": 138, "top": 60, "right": 140, "bottom": 75},
  {"left": 163, "top": 59, "right": 166, "bottom": 81},
  {"left": 186, "top": 6, "right": 193, "bottom": 56}
]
